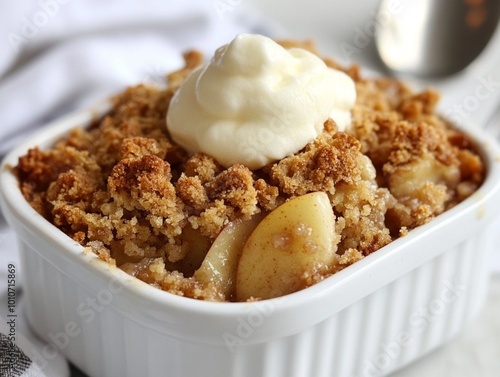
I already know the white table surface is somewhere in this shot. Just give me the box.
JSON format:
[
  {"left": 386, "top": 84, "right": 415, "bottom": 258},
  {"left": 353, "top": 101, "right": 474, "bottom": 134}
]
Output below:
[{"left": 249, "top": 1, "right": 500, "bottom": 376}]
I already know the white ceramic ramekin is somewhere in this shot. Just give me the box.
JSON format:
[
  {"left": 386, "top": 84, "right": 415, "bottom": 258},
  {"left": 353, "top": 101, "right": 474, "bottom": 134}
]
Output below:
[{"left": 1, "top": 104, "right": 500, "bottom": 377}]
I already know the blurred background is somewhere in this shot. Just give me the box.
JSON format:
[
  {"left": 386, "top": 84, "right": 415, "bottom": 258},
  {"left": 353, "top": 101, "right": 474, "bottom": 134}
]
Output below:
[{"left": 0, "top": 1, "right": 499, "bottom": 376}]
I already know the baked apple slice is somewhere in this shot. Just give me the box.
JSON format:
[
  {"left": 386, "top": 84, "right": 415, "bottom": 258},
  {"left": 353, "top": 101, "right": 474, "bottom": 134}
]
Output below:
[
  {"left": 236, "top": 192, "right": 339, "bottom": 301},
  {"left": 194, "top": 213, "right": 265, "bottom": 300}
]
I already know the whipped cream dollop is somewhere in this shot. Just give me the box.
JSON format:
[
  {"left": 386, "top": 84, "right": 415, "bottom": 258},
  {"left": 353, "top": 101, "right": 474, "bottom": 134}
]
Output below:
[{"left": 166, "top": 34, "right": 356, "bottom": 170}]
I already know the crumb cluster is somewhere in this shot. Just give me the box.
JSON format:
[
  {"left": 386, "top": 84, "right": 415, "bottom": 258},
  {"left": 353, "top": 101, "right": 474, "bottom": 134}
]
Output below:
[{"left": 16, "top": 44, "right": 484, "bottom": 301}]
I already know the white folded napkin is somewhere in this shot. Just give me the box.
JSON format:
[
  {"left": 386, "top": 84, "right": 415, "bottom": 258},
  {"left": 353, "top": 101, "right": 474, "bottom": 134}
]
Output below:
[{"left": 0, "top": 1, "right": 274, "bottom": 376}]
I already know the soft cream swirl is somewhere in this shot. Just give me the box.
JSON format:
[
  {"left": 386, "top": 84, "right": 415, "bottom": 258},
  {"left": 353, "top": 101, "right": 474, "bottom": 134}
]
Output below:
[{"left": 167, "top": 34, "right": 356, "bottom": 169}]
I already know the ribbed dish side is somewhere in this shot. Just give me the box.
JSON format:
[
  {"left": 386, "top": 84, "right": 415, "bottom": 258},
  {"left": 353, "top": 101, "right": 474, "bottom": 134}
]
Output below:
[
  {"left": 20, "top": 227, "right": 493, "bottom": 377},
  {"left": 219, "top": 231, "right": 491, "bottom": 377},
  {"left": 250, "top": 232, "right": 491, "bottom": 377}
]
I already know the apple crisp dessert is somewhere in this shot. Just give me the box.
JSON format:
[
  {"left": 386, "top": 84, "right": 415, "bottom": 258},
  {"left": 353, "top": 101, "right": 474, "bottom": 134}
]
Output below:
[{"left": 15, "top": 36, "right": 484, "bottom": 302}]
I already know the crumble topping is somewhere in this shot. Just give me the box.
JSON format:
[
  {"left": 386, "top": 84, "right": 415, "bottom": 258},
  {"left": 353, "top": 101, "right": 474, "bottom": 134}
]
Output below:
[{"left": 15, "top": 42, "right": 484, "bottom": 302}]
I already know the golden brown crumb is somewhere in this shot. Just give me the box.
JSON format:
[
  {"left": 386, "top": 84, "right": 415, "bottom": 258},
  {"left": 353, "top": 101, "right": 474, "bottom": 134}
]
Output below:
[
  {"left": 167, "top": 51, "right": 204, "bottom": 90},
  {"left": 15, "top": 43, "right": 485, "bottom": 302}
]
